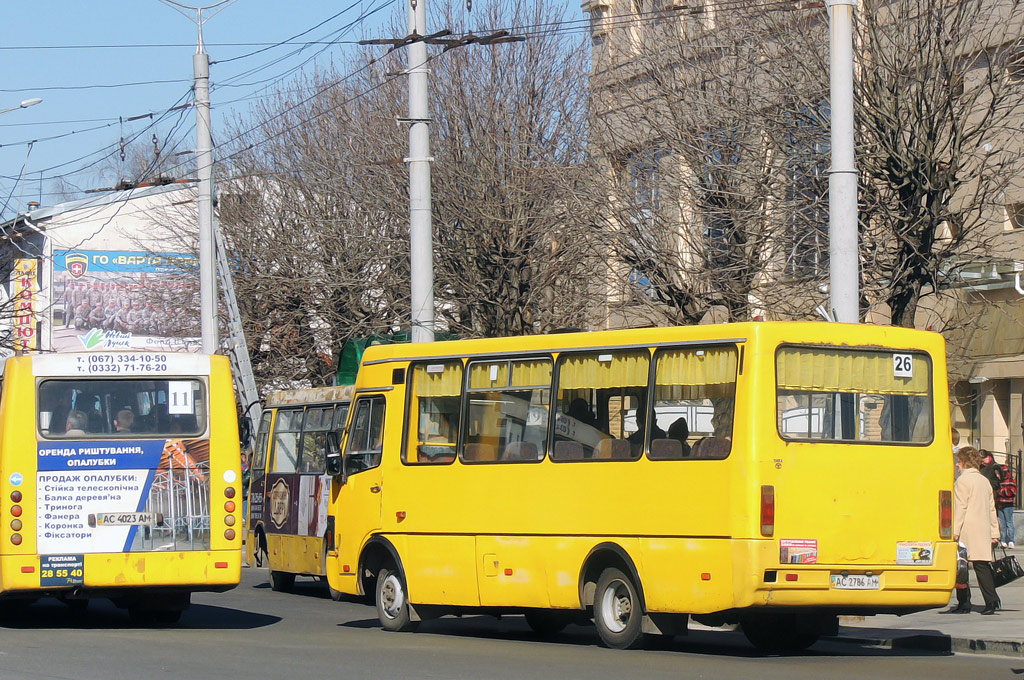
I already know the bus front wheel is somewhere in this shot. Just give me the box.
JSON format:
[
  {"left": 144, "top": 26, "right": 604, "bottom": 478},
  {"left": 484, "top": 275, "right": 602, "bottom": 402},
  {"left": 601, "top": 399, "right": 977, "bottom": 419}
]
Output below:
[
  {"left": 376, "top": 567, "right": 415, "bottom": 632},
  {"left": 269, "top": 570, "right": 295, "bottom": 592},
  {"left": 593, "top": 567, "right": 644, "bottom": 649},
  {"left": 741, "top": 613, "right": 820, "bottom": 653}
]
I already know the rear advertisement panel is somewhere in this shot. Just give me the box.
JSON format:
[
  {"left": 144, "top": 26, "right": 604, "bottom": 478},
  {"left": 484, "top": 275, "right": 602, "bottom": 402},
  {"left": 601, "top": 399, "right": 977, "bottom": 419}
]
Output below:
[{"left": 35, "top": 438, "right": 210, "bottom": 553}]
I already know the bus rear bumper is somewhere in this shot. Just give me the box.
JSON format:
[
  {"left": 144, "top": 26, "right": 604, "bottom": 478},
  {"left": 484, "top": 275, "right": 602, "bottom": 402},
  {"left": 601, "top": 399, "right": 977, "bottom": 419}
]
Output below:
[
  {"left": 0, "top": 550, "right": 241, "bottom": 598},
  {"left": 735, "top": 540, "right": 956, "bottom": 613}
]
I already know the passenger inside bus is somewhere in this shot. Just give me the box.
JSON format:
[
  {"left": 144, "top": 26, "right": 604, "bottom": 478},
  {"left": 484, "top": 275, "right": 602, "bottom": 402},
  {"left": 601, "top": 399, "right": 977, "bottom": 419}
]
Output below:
[
  {"left": 669, "top": 417, "right": 691, "bottom": 456},
  {"left": 114, "top": 409, "right": 134, "bottom": 433},
  {"left": 64, "top": 410, "right": 88, "bottom": 437},
  {"left": 567, "top": 398, "right": 596, "bottom": 428},
  {"left": 627, "top": 392, "right": 665, "bottom": 455}
]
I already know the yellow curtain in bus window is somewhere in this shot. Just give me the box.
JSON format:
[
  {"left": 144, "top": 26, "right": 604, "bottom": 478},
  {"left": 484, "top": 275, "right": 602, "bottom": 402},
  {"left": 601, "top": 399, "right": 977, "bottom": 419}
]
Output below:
[
  {"left": 12, "top": 258, "right": 38, "bottom": 351},
  {"left": 776, "top": 347, "right": 929, "bottom": 396}
]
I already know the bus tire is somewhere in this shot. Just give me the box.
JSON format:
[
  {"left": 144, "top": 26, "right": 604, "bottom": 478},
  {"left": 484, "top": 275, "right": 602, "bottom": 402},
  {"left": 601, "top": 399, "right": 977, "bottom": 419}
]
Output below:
[
  {"left": 129, "top": 607, "right": 182, "bottom": 626},
  {"left": 269, "top": 570, "right": 295, "bottom": 592},
  {"left": 593, "top": 567, "right": 644, "bottom": 649},
  {"left": 524, "top": 610, "right": 572, "bottom": 637},
  {"left": 741, "top": 613, "right": 820, "bottom": 653},
  {"left": 376, "top": 566, "right": 415, "bottom": 632}
]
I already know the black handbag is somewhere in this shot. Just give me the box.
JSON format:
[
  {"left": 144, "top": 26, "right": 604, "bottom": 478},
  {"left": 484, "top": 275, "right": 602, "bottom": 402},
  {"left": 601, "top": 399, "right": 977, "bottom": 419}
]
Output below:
[{"left": 992, "top": 547, "right": 1024, "bottom": 588}]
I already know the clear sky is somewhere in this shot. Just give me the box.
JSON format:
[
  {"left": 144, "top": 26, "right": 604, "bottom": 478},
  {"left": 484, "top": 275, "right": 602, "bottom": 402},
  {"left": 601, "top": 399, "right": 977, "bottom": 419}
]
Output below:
[{"left": 0, "top": 0, "right": 585, "bottom": 220}]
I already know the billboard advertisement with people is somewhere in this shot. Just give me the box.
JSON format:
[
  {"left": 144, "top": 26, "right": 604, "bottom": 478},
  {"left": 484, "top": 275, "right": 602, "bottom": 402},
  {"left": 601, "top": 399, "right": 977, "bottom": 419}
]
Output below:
[{"left": 52, "top": 249, "right": 200, "bottom": 353}]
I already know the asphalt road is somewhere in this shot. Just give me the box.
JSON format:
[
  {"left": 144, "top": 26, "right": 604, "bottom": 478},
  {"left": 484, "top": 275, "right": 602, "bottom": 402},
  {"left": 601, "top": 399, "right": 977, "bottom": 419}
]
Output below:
[{"left": 0, "top": 566, "right": 1019, "bottom": 680}]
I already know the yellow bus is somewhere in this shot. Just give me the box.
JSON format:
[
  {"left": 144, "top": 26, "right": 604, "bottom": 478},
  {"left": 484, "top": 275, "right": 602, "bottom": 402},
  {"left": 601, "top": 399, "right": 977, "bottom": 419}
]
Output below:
[
  {"left": 246, "top": 386, "right": 352, "bottom": 594},
  {"left": 323, "top": 322, "right": 955, "bottom": 651},
  {"left": 0, "top": 351, "right": 242, "bottom": 623}
]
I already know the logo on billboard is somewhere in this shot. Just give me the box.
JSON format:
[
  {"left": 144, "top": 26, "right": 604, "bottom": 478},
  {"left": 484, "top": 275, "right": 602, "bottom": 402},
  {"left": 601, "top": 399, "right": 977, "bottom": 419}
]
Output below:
[
  {"left": 77, "top": 329, "right": 131, "bottom": 350},
  {"left": 269, "top": 478, "right": 291, "bottom": 529},
  {"left": 65, "top": 252, "right": 89, "bottom": 279}
]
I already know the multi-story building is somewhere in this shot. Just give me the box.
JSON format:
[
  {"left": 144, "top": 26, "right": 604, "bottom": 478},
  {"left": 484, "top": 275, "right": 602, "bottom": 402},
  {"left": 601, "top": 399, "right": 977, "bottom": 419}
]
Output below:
[{"left": 583, "top": 0, "right": 1024, "bottom": 459}]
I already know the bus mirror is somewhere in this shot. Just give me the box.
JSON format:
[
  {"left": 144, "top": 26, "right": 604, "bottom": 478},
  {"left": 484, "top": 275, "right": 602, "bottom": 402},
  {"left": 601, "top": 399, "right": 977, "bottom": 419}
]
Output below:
[
  {"left": 326, "top": 431, "right": 344, "bottom": 478},
  {"left": 239, "top": 416, "right": 252, "bottom": 445}
]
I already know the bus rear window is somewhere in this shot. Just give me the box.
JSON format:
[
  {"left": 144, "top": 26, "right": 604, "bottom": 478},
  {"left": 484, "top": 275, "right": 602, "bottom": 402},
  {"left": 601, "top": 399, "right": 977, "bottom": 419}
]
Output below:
[
  {"left": 38, "top": 378, "right": 206, "bottom": 439},
  {"left": 776, "top": 347, "right": 932, "bottom": 444}
]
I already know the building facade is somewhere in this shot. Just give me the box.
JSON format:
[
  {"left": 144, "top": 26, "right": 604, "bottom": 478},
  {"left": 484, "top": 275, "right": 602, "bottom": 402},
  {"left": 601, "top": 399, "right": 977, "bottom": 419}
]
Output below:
[{"left": 583, "top": 0, "right": 1024, "bottom": 460}]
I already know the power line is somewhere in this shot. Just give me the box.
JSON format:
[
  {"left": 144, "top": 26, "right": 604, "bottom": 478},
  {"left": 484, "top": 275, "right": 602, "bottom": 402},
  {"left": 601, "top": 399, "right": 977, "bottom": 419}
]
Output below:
[
  {"left": 0, "top": 40, "right": 364, "bottom": 51},
  {"left": 213, "top": 0, "right": 397, "bottom": 93},
  {"left": 0, "top": 90, "right": 194, "bottom": 182},
  {"left": 0, "top": 78, "right": 190, "bottom": 94},
  {"left": 211, "top": 4, "right": 372, "bottom": 65}
]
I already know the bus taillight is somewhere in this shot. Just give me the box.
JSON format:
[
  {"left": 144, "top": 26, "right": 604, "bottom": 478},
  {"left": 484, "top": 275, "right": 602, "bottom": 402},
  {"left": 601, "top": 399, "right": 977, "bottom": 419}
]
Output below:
[
  {"left": 760, "top": 485, "right": 775, "bottom": 537},
  {"left": 939, "top": 490, "right": 952, "bottom": 539}
]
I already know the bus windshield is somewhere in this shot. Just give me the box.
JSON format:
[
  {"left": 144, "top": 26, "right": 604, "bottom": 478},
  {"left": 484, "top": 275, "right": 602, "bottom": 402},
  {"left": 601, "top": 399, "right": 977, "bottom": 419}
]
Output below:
[{"left": 37, "top": 378, "right": 207, "bottom": 438}]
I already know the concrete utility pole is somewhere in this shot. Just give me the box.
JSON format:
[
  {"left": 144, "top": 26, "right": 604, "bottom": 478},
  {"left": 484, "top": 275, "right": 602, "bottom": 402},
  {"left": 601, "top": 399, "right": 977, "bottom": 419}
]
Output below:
[
  {"left": 827, "top": 0, "right": 859, "bottom": 324},
  {"left": 407, "top": 0, "right": 435, "bottom": 344},
  {"left": 162, "top": 0, "right": 235, "bottom": 352},
  {"left": 359, "top": 15, "right": 521, "bottom": 344}
]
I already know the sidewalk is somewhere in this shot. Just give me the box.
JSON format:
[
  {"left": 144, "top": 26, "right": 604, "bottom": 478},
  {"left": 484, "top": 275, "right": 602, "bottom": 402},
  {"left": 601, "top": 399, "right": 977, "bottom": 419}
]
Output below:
[{"left": 834, "top": 577, "right": 1024, "bottom": 657}]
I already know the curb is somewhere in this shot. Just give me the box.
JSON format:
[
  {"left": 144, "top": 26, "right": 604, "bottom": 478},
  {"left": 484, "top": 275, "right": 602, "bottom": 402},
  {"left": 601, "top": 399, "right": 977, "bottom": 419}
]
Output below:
[{"left": 830, "top": 632, "right": 1024, "bottom": 658}]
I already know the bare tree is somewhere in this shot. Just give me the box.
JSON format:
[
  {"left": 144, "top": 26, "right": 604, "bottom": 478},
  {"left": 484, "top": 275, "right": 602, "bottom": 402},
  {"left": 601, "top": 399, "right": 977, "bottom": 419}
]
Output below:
[
  {"left": 423, "top": 0, "right": 599, "bottom": 336},
  {"left": 218, "top": 68, "right": 412, "bottom": 388},
  {"left": 852, "top": 0, "right": 1024, "bottom": 327},
  {"left": 214, "top": 0, "right": 597, "bottom": 389},
  {"left": 589, "top": 6, "right": 832, "bottom": 325}
]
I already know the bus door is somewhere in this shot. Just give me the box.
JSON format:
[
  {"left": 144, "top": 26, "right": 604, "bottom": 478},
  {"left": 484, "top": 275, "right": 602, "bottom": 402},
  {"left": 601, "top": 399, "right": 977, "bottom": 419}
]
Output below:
[
  {"left": 247, "top": 410, "right": 272, "bottom": 565},
  {"left": 336, "top": 394, "right": 387, "bottom": 576},
  {"left": 264, "top": 407, "right": 304, "bottom": 544}
]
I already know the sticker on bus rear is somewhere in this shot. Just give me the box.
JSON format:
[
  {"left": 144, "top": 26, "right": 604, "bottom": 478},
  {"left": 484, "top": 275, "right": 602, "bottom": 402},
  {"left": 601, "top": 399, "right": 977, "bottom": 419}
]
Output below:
[
  {"left": 780, "top": 539, "right": 818, "bottom": 564},
  {"left": 40, "top": 554, "right": 84, "bottom": 586},
  {"left": 896, "top": 541, "right": 933, "bottom": 565}
]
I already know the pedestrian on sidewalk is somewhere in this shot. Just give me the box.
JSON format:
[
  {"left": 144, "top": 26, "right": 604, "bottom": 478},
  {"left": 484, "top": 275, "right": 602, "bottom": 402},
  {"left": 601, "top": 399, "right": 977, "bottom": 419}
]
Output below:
[
  {"left": 996, "top": 462, "right": 1017, "bottom": 549},
  {"left": 952, "top": 446, "right": 1001, "bottom": 615}
]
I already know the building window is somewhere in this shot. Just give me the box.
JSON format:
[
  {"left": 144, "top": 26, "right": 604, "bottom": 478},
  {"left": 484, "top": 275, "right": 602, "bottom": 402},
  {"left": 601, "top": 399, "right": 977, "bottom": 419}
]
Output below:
[
  {"left": 1008, "top": 203, "right": 1024, "bottom": 230},
  {"left": 627, "top": 148, "right": 667, "bottom": 214},
  {"left": 1007, "top": 49, "right": 1024, "bottom": 83},
  {"left": 783, "top": 103, "right": 830, "bottom": 277}
]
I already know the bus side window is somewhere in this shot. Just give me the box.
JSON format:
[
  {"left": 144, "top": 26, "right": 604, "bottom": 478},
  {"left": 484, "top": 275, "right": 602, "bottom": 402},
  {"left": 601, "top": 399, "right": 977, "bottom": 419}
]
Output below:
[
  {"left": 553, "top": 350, "right": 649, "bottom": 461},
  {"left": 346, "top": 396, "right": 386, "bottom": 473},
  {"left": 404, "top": 361, "right": 463, "bottom": 465},
  {"left": 464, "top": 358, "right": 550, "bottom": 464},
  {"left": 650, "top": 346, "right": 737, "bottom": 460}
]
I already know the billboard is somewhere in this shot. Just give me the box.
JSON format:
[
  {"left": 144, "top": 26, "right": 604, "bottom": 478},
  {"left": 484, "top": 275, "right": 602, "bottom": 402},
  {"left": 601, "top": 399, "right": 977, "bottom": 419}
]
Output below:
[{"left": 53, "top": 249, "right": 200, "bottom": 353}]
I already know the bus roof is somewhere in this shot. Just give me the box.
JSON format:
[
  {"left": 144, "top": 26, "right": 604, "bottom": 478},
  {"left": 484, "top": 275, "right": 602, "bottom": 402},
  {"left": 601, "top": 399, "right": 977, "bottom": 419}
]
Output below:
[
  {"left": 356, "top": 321, "right": 946, "bottom": 366},
  {"left": 265, "top": 385, "right": 354, "bottom": 407}
]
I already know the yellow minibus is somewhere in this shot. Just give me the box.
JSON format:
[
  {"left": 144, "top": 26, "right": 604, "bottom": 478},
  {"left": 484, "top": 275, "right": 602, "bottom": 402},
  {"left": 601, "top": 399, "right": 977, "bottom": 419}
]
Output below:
[
  {"left": 324, "top": 322, "right": 955, "bottom": 651},
  {"left": 246, "top": 386, "right": 352, "bottom": 594},
  {"left": 0, "top": 351, "right": 242, "bottom": 623}
]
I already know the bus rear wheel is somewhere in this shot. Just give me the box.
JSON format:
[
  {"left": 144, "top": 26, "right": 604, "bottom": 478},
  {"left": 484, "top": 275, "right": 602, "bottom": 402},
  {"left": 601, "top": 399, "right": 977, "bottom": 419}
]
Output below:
[
  {"left": 593, "top": 567, "right": 644, "bottom": 649},
  {"left": 376, "top": 566, "right": 415, "bottom": 632},
  {"left": 525, "top": 610, "right": 573, "bottom": 637},
  {"left": 741, "top": 613, "right": 820, "bottom": 653},
  {"left": 269, "top": 570, "right": 295, "bottom": 592},
  {"left": 129, "top": 607, "right": 182, "bottom": 626}
]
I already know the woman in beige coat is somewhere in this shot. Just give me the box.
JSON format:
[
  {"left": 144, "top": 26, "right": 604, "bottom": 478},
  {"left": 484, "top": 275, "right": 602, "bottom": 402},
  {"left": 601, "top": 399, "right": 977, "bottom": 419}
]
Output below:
[{"left": 952, "top": 446, "right": 1001, "bottom": 614}]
